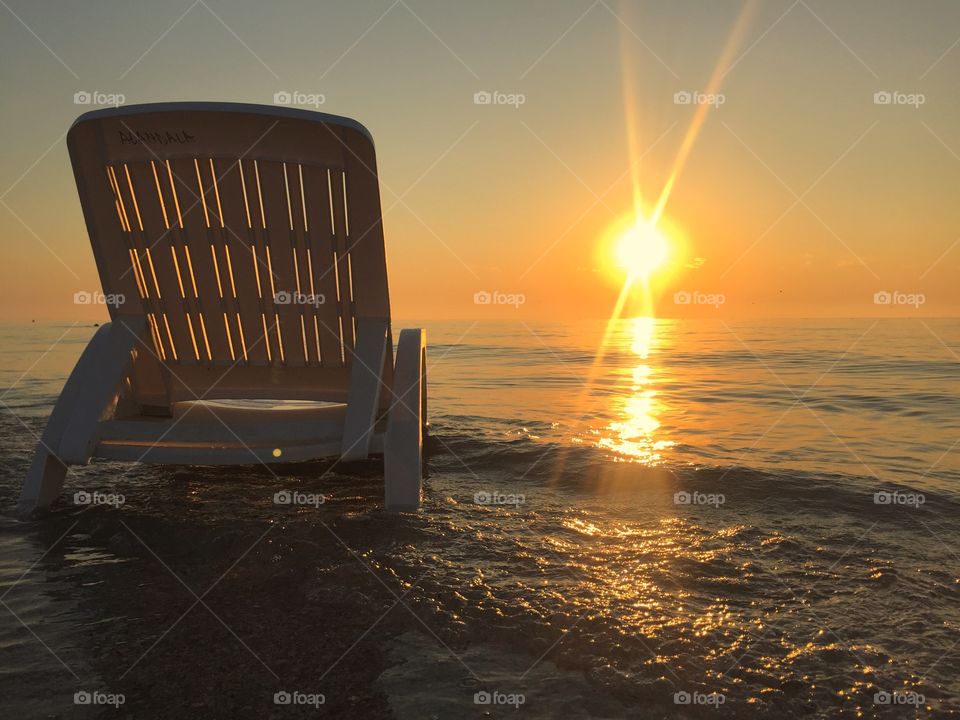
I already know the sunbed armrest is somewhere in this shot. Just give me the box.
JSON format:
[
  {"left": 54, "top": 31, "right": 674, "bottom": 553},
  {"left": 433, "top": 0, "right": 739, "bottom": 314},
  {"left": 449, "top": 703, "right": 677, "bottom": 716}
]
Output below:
[
  {"left": 340, "top": 318, "right": 389, "bottom": 461},
  {"left": 57, "top": 316, "right": 146, "bottom": 463},
  {"left": 384, "top": 328, "right": 426, "bottom": 510},
  {"left": 389, "top": 329, "right": 426, "bottom": 430}
]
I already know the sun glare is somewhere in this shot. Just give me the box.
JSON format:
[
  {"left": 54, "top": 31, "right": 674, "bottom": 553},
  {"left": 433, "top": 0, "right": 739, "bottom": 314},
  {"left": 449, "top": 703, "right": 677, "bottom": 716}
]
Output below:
[{"left": 614, "top": 220, "right": 670, "bottom": 280}]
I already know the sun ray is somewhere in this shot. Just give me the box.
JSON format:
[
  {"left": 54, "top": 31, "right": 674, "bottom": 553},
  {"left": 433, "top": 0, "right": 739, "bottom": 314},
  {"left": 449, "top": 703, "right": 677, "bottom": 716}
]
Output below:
[{"left": 650, "top": 1, "right": 759, "bottom": 225}]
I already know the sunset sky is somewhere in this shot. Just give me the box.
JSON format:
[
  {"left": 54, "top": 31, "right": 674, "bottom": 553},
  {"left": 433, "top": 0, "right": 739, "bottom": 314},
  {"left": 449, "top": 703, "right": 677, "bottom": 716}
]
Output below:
[{"left": 1, "top": 0, "right": 959, "bottom": 320}]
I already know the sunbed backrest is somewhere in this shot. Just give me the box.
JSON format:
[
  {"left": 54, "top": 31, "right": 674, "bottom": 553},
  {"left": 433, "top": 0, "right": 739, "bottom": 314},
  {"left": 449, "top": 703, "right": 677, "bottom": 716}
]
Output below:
[{"left": 67, "top": 104, "right": 390, "bottom": 378}]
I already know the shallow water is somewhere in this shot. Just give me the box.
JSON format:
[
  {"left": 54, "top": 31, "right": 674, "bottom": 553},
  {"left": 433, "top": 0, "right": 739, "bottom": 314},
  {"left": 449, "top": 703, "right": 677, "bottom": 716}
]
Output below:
[{"left": 0, "top": 318, "right": 958, "bottom": 718}]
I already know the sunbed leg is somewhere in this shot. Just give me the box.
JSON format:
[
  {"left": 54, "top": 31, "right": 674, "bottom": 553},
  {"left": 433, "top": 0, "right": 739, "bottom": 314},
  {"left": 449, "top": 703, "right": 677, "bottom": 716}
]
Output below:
[
  {"left": 385, "top": 329, "right": 426, "bottom": 511},
  {"left": 18, "top": 446, "right": 69, "bottom": 515}
]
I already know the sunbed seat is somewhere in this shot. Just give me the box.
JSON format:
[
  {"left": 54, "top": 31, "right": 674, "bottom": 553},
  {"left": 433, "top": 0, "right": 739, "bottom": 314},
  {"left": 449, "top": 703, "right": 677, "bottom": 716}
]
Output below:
[{"left": 93, "top": 399, "right": 376, "bottom": 464}]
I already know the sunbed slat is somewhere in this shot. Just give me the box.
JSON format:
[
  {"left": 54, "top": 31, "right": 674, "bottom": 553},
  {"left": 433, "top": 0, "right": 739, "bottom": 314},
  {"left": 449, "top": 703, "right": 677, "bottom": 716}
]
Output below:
[
  {"left": 329, "top": 166, "right": 355, "bottom": 364},
  {"left": 121, "top": 162, "right": 195, "bottom": 365},
  {"left": 257, "top": 160, "right": 304, "bottom": 366},
  {"left": 215, "top": 159, "right": 269, "bottom": 365},
  {"left": 301, "top": 164, "right": 346, "bottom": 367},
  {"left": 167, "top": 158, "right": 232, "bottom": 365}
]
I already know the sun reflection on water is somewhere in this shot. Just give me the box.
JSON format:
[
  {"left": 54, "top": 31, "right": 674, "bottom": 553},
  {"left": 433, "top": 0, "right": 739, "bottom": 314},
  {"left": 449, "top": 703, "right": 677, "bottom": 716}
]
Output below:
[{"left": 597, "top": 317, "right": 675, "bottom": 464}]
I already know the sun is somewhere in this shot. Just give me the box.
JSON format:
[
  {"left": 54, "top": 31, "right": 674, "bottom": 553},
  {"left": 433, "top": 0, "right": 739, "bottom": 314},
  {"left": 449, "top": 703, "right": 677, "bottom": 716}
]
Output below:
[{"left": 614, "top": 220, "right": 670, "bottom": 280}]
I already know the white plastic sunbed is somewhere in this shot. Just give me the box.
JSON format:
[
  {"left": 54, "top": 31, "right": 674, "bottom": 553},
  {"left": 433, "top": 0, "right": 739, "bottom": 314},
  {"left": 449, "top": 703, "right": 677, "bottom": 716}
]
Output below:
[{"left": 17, "top": 102, "right": 426, "bottom": 514}]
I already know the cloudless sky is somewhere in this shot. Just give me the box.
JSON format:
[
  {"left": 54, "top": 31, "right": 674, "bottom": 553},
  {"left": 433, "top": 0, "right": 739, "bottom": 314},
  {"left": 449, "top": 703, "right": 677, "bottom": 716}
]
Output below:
[{"left": 1, "top": 0, "right": 959, "bottom": 320}]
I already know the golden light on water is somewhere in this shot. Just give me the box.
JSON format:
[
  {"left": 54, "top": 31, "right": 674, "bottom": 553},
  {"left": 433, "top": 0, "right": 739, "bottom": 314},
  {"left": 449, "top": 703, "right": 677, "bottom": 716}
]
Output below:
[{"left": 597, "top": 317, "right": 675, "bottom": 463}]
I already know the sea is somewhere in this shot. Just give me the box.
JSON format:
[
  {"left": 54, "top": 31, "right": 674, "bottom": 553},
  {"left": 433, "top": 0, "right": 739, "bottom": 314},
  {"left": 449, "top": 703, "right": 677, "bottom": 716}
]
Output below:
[{"left": 0, "top": 318, "right": 958, "bottom": 718}]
